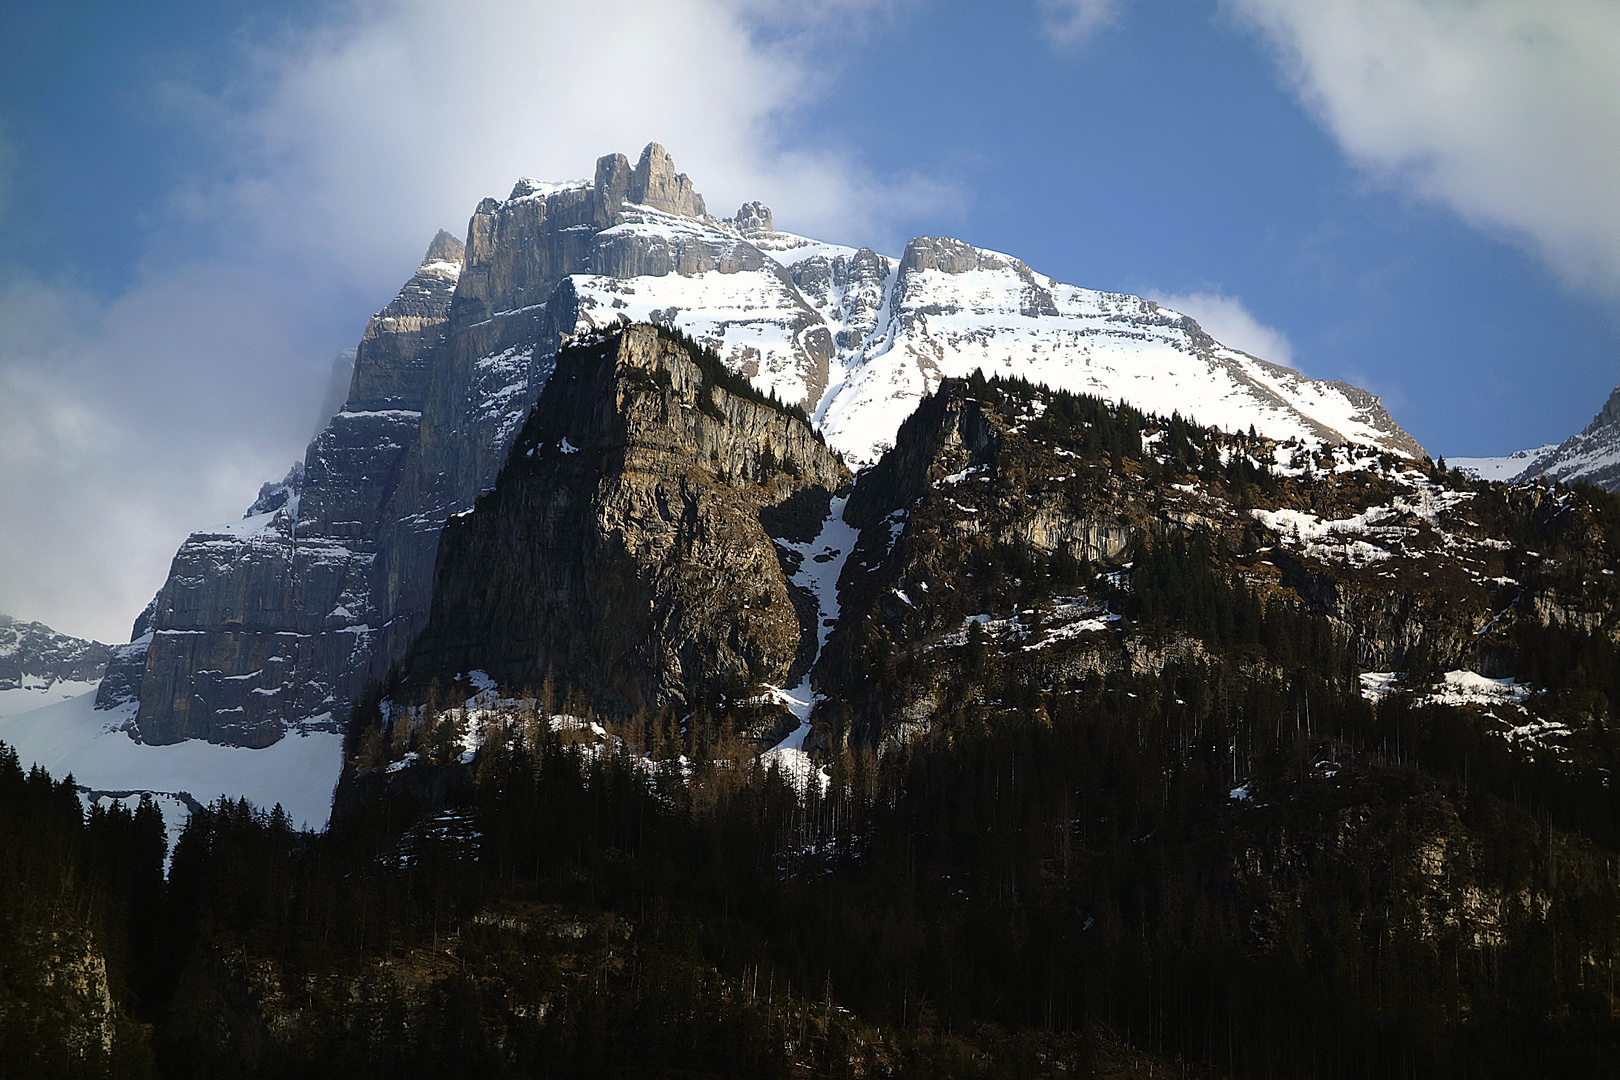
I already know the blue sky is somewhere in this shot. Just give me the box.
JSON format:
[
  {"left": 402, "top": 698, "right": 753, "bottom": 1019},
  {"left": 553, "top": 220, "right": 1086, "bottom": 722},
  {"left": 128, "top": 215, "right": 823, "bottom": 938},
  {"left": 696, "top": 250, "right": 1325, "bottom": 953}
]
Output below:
[{"left": 2, "top": 0, "right": 1618, "bottom": 640}]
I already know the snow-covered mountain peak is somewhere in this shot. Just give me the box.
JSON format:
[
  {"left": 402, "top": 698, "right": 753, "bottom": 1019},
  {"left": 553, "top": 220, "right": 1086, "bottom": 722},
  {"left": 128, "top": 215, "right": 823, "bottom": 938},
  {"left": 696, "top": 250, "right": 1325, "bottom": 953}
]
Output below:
[
  {"left": 1455, "top": 384, "right": 1620, "bottom": 491},
  {"left": 82, "top": 139, "right": 1429, "bottom": 806},
  {"left": 421, "top": 228, "right": 465, "bottom": 267}
]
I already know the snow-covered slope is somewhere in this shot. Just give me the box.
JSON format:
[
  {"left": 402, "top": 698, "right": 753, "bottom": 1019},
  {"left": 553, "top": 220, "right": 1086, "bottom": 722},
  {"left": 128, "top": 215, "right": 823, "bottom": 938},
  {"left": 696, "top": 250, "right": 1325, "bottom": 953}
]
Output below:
[
  {"left": 806, "top": 237, "right": 1419, "bottom": 464},
  {"left": 568, "top": 210, "right": 1424, "bottom": 466},
  {"left": 0, "top": 614, "right": 112, "bottom": 717},
  {"left": 1453, "top": 385, "right": 1620, "bottom": 491},
  {"left": 1452, "top": 446, "right": 1560, "bottom": 483},
  {"left": 0, "top": 688, "right": 339, "bottom": 844}
]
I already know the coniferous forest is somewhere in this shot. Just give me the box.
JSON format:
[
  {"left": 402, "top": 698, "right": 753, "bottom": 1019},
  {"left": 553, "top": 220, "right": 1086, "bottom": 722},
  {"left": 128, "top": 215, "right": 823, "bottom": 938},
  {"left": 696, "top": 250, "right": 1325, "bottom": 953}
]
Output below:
[{"left": 7, "top": 662, "right": 1620, "bottom": 1077}]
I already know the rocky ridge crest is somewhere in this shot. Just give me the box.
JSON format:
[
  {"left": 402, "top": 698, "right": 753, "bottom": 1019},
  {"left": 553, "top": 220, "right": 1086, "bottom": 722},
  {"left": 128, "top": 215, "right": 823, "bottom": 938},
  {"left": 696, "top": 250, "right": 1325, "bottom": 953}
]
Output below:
[
  {"left": 0, "top": 614, "right": 111, "bottom": 694},
  {"left": 1486, "top": 384, "right": 1620, "bottom": 492}
]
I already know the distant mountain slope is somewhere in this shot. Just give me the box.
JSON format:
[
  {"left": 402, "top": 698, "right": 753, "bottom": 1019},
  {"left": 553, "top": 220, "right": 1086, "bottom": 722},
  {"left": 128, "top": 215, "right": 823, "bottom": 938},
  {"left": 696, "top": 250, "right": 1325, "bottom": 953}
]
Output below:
[
  {"left": 0, "top": 613, "right": 110, "bottom": 719},
  {"left": 1455, "top": 384, "right": 1620, "bottom": 490},
  {"left": 1450, "top": 444, "right": 1560, "bottom": 482},
  {"left": 0, "top": 613, "right": 110, "bottom": 691}
]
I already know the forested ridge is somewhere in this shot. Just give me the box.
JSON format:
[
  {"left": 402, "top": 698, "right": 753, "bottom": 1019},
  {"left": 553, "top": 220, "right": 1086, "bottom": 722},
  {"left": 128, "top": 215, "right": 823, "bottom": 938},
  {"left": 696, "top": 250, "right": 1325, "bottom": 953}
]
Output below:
[{"left": 8, "top": 364, "right": 1620, "bottom": 1076}]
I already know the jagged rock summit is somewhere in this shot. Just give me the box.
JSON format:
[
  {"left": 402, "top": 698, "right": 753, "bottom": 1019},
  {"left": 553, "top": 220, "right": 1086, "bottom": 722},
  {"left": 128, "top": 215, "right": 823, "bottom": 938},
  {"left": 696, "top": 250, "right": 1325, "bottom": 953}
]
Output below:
[{"left": 91, "top": 142, "right": 1424, "bottom": 769}]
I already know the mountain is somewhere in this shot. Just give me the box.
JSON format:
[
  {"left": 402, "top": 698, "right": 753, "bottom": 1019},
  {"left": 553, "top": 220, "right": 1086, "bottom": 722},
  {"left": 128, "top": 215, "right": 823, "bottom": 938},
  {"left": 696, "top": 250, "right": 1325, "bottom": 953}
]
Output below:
[
  {"left": 397, "top": 325, "right": 847, "bottom": 734},
  {"left": 1454, "top": 383, "right": 1620, "bottom": 489},
  {"left": 212, "top": 331, "right": 1620, "bottom": 1076},
  {"left": 9, "top": 324, "right": 1620, "bottom": 1076},
  {"left": 369, "top": 327, "right": 1614, "bottom": 759},
  {"left": 0, "top": 613, "right": 111, "bottom": 717},
  {"left": 76, "top": 143, "right": 1422, "bottom": 821}
]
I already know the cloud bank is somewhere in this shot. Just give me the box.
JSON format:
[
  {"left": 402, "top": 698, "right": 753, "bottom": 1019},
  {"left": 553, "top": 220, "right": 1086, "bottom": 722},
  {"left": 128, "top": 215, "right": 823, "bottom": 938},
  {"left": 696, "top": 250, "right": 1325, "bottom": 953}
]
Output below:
[
  {"left": 0, "top": 0, "right": 949, "bottom": 643},
  {"left": 1230, "top": 0, "right": 1620, "bottom": 298}
]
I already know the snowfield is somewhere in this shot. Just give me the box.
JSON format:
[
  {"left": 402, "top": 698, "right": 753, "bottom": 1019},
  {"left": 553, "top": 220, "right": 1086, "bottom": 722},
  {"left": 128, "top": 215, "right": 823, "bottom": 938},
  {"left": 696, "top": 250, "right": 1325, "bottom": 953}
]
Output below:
[{"left": 0, "top": 688, "right": 343, "bottom": 842}]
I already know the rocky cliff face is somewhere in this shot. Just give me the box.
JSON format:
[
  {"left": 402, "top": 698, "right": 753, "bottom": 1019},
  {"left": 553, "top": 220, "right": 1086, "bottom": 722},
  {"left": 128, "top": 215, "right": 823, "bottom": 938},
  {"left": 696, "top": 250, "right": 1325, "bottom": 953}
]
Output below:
[
  {"left": 0, "top": 614, "right": 110, "bottom": 695},
  {"left": 97, "top": 140, "right": 1426, "bottom": 759},
  {"left": 400, "top": 325, "right": 849, "bottom": 726}
]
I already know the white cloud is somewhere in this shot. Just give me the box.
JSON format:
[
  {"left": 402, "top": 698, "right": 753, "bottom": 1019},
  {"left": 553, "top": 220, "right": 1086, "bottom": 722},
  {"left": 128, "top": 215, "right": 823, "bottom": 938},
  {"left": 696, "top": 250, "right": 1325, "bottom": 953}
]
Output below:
[
  {"left": 0, "top": 266, "right": 337, "bottom": 642},
  {"left": 1229, "top": 0, "right": 1620, "bottom": 297},
  {"left": 1147, "top": 289, "right": 1295, "bottom": 366},
  {"left": 0, "top": 0, "right": 955, "bottom": 643},
  {"left": 1038, "top": 0, "right": 1120, "bottom": 45},
  {"left": 180, "top": 0, "right": 950, "bottom": 288}
]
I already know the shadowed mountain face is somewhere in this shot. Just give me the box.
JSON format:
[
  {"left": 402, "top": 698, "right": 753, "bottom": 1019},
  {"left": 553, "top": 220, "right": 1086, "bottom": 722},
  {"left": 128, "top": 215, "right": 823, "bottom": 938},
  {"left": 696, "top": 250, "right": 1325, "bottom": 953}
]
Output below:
[
  {"left": 94, "top": 142, "right": 1422, "bottom": 754},
  {"left": 383, "top": 356, "right": 1620, "bottom": 761},
  {"left": 308, "top": 359, "right": 1620, "bottom": 1078},
  {"left": 400, "top": 325, "right": 848, "bottom": 737},
  {"left": 0, "top": 614, "right": 110, "bottom": 697}
]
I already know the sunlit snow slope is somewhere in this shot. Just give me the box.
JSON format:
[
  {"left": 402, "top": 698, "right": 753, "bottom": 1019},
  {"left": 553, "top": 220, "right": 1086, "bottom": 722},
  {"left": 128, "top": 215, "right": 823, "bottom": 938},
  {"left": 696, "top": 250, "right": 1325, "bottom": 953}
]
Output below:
[{"left": 574, "top": 216, "right": 1424, "bottom": 466}]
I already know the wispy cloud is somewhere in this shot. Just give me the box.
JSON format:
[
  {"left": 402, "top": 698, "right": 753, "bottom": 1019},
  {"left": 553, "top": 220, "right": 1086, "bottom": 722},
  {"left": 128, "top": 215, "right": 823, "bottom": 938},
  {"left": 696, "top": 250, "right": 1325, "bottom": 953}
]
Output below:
[
  {"left": 1147, "top": 289, "right": 1295, "bottom": 366},
  {"left": 0, "top": 266, "right": 340, "bottom": 641},
  {"left": 180, "top": 0, "right": 951, "bottom": 284},
  {"left": 1229, "top": 0, "right": 1620, "bottom": 298},
  {"left": 1037, "top": 0, "right": 1120, "bottom": 45}
]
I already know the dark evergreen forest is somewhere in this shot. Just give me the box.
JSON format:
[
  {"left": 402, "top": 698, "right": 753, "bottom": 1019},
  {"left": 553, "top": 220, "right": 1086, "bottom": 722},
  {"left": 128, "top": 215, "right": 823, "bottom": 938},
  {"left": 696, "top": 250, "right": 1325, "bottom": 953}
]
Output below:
[{"left": 6, "top": 642, "right": 1620, "bottom": 1075}]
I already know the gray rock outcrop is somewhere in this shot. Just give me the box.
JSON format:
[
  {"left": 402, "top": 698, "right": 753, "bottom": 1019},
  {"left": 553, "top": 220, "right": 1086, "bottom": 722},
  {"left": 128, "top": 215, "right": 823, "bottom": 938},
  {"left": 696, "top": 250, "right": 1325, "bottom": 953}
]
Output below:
[
  {"left": 733, "top": 201, "right": 773, "bottom": 234},
  {"left": 627, "top": 142, "right": 706, "bottom": 218},
  {"left": 0, "top": 614, "right": 111, "bottom": 692}
]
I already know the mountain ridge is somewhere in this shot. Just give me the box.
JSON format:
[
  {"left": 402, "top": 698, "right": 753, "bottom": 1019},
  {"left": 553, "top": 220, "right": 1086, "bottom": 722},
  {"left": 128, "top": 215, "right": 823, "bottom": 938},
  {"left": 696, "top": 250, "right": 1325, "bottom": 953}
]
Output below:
[
  {"left": 0, "top": 612, "right": 110, "bottom": 685},
  {"left": 60, "top": 142, "right": 1427, "bottom": 825},
  {"left": 1455, "top": 383, "right": 1620, "bottom": 491}
]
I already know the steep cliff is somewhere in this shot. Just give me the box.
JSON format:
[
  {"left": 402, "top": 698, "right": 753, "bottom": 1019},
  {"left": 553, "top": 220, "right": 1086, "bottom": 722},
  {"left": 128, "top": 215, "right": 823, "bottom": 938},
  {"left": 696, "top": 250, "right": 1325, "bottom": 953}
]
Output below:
[{"left": 399, "top": 324, "right": 849, "bottom": 727}]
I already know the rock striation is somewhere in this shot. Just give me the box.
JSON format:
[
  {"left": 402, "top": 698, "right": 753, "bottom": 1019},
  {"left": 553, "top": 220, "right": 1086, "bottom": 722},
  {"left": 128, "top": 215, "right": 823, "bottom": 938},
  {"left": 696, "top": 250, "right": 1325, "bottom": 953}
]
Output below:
[{"left": 96, "top": 141, "right": 1427, "bottom": 755}]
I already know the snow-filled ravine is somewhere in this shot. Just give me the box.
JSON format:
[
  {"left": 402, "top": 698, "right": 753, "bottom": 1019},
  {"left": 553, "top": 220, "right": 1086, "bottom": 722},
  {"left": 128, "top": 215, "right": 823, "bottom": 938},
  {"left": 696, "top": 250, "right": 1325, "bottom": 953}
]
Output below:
[{"left": 760, "top": 493, "right": 860, "bottom": 777}]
